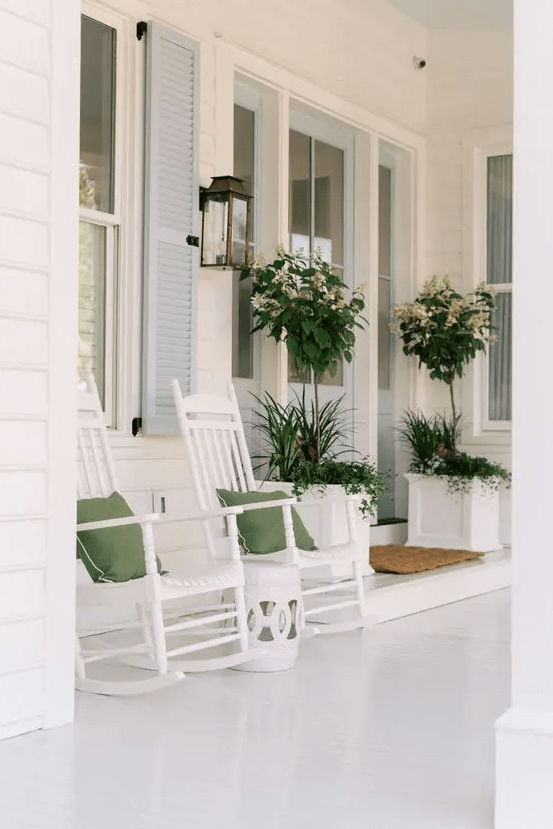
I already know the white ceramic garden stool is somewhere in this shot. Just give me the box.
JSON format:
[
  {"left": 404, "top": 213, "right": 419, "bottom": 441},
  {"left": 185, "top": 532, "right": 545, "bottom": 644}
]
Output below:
[{"left": 233, "top": 560, "right": 303, "bottom": 672}]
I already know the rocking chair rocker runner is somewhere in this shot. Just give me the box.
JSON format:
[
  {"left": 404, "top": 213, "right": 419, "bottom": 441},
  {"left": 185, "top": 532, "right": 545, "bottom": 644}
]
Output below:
[
  {"left": 172, "top": 380, "right": 371, "bottom": 634},
  {"left": 76, "top": 374, "right": 252, "bottom": 695}
]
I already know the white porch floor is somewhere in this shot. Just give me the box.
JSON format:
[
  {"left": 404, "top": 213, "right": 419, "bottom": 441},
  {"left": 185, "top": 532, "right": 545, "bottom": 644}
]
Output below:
[{"left": 0, "top": 589, "right": 510, "bottom": 829}]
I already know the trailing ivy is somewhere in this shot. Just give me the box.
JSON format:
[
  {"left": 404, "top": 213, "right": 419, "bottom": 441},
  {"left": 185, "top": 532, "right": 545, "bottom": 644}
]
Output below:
[{"left": 290, "top": 457, "right": 386, "bottom": 520}]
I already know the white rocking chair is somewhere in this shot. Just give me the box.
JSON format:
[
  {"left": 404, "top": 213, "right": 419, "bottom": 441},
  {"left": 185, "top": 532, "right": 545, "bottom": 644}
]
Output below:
[
  {"left": 76, "top": 374, "right": 252, "bottom": 695},
  {"left": 172, "top": 379, "right": 370, "bottom": 634}
]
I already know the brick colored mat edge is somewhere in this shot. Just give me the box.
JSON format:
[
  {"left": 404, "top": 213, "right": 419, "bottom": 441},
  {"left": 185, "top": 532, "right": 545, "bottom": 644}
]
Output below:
[{"left": 369, "top": 544, "right": 484, "bottom": 575}]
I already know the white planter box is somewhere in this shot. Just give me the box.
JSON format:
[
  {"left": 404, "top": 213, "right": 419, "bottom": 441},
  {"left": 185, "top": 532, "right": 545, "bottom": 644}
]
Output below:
[
  {"left": 405, "top": 473, "right": 502, "bottom": 552},
  {"left": 257, "top": 480, "right": 374, "bottom": 575}
]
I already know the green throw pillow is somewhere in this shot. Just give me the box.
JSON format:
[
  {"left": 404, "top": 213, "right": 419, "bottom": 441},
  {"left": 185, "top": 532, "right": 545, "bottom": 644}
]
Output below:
[
  {"left": 77, "top": 491, "right": 163, "bottom": 583},
  {"left": 216, "top": 489, "right": 317, "bottom": 555}
]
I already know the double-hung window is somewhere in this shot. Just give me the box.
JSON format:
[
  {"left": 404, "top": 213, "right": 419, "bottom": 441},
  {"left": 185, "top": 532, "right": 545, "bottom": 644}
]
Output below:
[{"left": 78, "top": 12, "right": 120, "bottom": 424}]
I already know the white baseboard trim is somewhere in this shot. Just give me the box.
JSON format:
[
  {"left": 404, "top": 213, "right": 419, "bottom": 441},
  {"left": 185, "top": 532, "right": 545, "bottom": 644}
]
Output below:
[{"left": 0, "top": 716, "right": 43, "bottom": 741}]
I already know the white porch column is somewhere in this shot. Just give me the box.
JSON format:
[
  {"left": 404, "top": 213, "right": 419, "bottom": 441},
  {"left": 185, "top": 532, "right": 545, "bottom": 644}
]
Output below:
[{"left": 495, "top": 1, "right": 553, "bottom": 826}]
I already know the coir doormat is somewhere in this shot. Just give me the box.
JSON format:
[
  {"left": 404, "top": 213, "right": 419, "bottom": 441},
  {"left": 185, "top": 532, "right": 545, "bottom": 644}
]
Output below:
[{"left": 370, "top": 544, "right": 484, "bottom": 575}]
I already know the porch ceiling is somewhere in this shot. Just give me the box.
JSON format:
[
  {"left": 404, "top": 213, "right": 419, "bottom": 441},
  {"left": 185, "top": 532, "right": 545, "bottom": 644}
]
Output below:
[{"left": 384, "top": 0, "right": 512, "bottom": 31}]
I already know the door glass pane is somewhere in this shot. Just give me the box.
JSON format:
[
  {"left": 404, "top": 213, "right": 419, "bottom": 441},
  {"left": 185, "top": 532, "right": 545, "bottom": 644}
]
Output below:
[
  {"left": 80, "top": 16, "right": 116, "bottom": 214},
  {"left": 233, "top": 104, "right": 255, "bottom": 379},
  {"left": 233, "top": 277, "right": 254, "bottom": 379},
  {"left": 488, "top": 292, "right": 512, "bottom": 421},
  {"left": 378, "top": 278, "right": 391, "bottom": 391},
  {"left": 319, "top": 265, "right": 344, "bottom": 387},
  {"left": 314, "top": 140, "right": 343, "bottom": 265},
  {"left": 319, "top": 362, "right": 343, "bottom": 387},
  {"left": 289, "top": 130, "right": 311, "bottom": 253},
  {"left": 487, "top": 154, "right": 513, "bottom": 285},
  {"left": 234, "top": 105, "right": 255, "bottom": 197},
  {"left": 288, "top": 352, "right": 310, "bottom": 384},
  {"left": 379, "top": 166, "right": 392, "bottom": 277},
  {"left": 78, "top": 221, "right": 107, "bottom": 403}
]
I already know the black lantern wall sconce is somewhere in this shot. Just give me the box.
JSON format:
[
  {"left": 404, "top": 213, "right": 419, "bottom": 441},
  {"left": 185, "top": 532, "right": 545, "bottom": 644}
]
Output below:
[{"left": 197, "top": 175, "right": 253, "bottom": 269}]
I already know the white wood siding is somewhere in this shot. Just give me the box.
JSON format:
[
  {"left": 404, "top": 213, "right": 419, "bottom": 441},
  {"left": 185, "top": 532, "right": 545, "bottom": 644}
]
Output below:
[{"left": 0, "top": 0, "right": 79, "bottom": 738}]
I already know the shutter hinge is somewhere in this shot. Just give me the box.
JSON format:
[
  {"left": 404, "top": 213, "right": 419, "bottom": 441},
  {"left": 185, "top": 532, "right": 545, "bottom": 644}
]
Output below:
[
  {"left": 186, "top": 235, "right": 200, "bottom": 247},
  {"left": 131, "top": 417, "right": 142, "bottom": 436},
  {"left": 136, "top": 21, "right": 147, "bottom": 41}
]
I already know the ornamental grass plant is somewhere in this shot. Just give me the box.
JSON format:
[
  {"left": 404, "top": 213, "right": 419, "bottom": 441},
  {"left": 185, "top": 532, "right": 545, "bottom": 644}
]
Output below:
[{"left": 251, "top": 391, "right": 385, "bottom": 520}]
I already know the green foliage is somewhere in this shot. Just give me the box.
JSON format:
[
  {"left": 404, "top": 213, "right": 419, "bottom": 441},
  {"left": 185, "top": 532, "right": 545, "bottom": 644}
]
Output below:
[
  {"left": 251, "top": 393, "right": 303, "bottom": 482},
  {"left": 290, "top": 457, "right": 386, "bottom": 520},
  {"left": 242, "top": 247, "right": 366, "bottom": 380},
  {"left": 390, "top": 276, "right": 495, "bottom": 386},
  {"left": 398, "top": 409, "right": 511, "bottom": 495},
  {"left": 292, "top": 389, "right": 353, "bottom": 463},
  {"left": 251, "top": 391, "right": 353, "bottom": 482},
  {"left": 434, "top": 452, "right": 511, "bottom": 495},
  {"left": 396, "top": 409, "right": 461, "bottom": 473}
]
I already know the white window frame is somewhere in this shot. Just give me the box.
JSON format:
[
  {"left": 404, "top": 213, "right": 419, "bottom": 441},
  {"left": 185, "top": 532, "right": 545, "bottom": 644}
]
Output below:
[
  {"left": 463, "top": 126, "right": 513, "bottom": 439},
  {"left": 79, "top": 3, "right": 128, "bottom": 427}
]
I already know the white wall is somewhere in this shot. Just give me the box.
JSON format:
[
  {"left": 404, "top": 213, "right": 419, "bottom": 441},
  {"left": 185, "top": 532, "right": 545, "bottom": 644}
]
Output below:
[{"left": 0, "top": 0, "right": 79, "bottom": 738}]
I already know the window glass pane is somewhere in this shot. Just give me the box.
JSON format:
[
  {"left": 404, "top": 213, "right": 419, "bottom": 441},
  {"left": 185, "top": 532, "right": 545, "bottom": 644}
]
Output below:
[
  {"left": 78, "top": 221, "right": 107, "bottom": 403},
  {"left": 379, "top": 166, "right": 392, "bottom": 278},
  {"left": 488, "top": 292, "right": 512, "bottom": 421},
  {"left": 233, "top": 104, "right": 255, "bottom": 378},
  {"left": 289, "top": 130, "right": 311, "bottom": 253},
  {"left": 487, "top": 155, "right": 512, "bottom": 285},
  {"left": 80, "top": 16, "right": 116, "bottom": 213},
  {"left": 202, "top": 198, "right": 228, "bottom": 265},
  {"left": 378, "top": 277, "right": 391, "bottom": 391},
  {"left": 314, "top": 140, "right": 343, "bottom": 265},
  {"left": 231, "top": 197, "right": 248, "bottom": 265}
]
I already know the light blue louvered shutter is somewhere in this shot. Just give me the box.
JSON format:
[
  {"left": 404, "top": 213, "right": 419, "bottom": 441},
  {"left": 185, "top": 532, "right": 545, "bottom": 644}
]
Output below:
[{"left": 142, "top": 22, "right": 199, "bottom": 434}]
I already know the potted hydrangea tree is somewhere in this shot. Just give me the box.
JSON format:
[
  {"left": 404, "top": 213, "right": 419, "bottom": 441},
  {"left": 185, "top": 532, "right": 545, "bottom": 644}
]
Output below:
[
  {"left": 390, "top": 276, "right": 510, "bottom": 552},
  {"left": 241, "top": 247, "right": 384, "bottom": 561}
]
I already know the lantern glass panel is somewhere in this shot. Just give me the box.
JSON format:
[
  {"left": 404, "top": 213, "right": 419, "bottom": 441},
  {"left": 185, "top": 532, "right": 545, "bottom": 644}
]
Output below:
[
  {"left": 231, "top": 196, "right": 248, "bottom": 267},
  {"left": 202, "top": 196, "right": 229, "bottom": 266}
]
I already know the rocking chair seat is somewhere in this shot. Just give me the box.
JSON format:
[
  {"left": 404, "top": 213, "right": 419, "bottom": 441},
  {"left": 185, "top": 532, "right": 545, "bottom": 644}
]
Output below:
[
  {"left": 242, "top": 542, "right": 363, "bottom": 567},
  {"left": 161, "top": 560, "right": 243, "bottom": 591}
]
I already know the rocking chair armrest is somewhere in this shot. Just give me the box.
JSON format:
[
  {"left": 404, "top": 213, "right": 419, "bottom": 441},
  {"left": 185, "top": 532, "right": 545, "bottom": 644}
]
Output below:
[
  {"left": 153, "top": 506, "right": 245, "bottom": 523},
  {"left": 77, "top": 513, "right": 160, "bottom": 532},
  {"left": 239, "top": 497, "right": 297, "bottom": 512}
]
